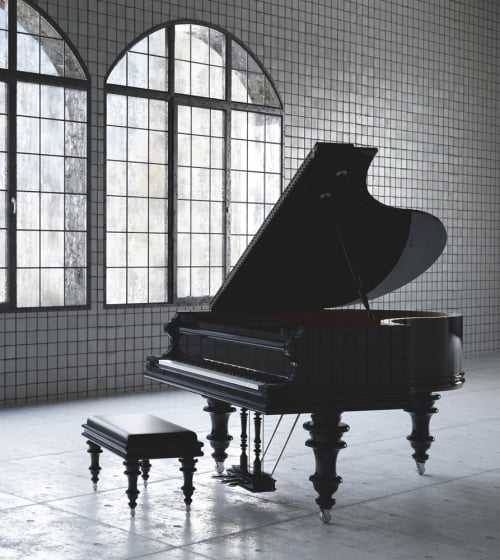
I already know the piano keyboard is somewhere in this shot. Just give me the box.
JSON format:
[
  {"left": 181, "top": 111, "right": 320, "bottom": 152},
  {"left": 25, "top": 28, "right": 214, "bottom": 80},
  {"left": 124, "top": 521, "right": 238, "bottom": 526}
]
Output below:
[{"left": 158, "top": 358, "right": 261, "bottom": 390}]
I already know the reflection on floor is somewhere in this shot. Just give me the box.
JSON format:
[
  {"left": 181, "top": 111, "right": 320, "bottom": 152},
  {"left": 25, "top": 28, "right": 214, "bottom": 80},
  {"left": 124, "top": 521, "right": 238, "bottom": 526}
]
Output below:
[{"left": 0, "top": 353, "right": 499, "bottom": 559}]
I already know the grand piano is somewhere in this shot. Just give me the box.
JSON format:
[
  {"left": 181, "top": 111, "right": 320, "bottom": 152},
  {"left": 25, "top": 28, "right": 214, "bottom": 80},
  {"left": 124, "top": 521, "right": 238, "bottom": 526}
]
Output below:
[{"left": 145, "top": 142, "right": 464, "bottom": 522}]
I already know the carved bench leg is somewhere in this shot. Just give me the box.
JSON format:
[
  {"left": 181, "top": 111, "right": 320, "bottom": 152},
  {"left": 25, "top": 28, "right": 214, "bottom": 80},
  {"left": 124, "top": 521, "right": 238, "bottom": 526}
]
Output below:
[
  {"left": 179, "top": 456, "right": 198, "bottom": 510},
  {"left": 204, "top": 398, "right": 235, "bottom": 474},
  {"left": 86, "top": 440, "right": 102, "bottom": 490},
  {"left": 140, "top": 459, "right": 151, "bottom": 487},
  {"left": 123, "top": 459, "right": 141, "bottom": 517},
  {"left": 404, "top": 393, "right": 440, "bottom": 475},
  {"left": 303, "top": 411, "right": 349, "bottom": 523}
]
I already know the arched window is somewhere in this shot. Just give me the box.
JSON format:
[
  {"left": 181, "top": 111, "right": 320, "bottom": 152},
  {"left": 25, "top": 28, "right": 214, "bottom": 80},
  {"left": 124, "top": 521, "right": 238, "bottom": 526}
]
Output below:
[
  {"left": 105, "top": 22, "right": 282, "bottom": 305},
  {"left": 0, "top": 0, "right": 89, "bottom": 309}
]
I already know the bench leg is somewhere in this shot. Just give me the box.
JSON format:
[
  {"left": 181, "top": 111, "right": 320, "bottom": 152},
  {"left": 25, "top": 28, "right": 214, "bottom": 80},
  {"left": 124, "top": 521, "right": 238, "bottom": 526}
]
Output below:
[
  {"left": 86, "top": 441, "right": 102, "bottom": 490},
  {"left": 179, "top": 456, "right": 198, "bottom": 509},
  {"left": 123, "top": 460, "right": 141, "bottom": 517},
  {"left": 140, "top": 459, "right": 151, "bottom": 487}
]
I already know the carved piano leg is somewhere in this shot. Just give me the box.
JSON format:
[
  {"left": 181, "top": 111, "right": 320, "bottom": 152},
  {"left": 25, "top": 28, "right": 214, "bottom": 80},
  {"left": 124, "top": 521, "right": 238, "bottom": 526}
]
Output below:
[
  {"left": 404, "top": 393, "right": 440, "bottom": 475},
  {"left": 203, "top": 398, "right": 235, "bottom": 474},
  {"left": 303, "top": 412, "right": 349, "bottom": 523},
  {"left": 123, "top": 459, "right": 141, "bottom": 517}
]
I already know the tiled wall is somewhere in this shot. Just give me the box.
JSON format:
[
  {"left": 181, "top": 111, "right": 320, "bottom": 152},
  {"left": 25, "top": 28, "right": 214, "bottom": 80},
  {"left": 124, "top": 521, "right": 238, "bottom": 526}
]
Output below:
[{"left": 1, "top": 0, "right": 498, "bottom": 405}]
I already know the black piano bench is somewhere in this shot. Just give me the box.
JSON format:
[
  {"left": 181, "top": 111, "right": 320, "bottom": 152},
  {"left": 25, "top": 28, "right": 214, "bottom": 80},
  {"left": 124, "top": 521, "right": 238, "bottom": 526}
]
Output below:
[{"left": 81, "top": 413, "right": 204, "bottom": 517}]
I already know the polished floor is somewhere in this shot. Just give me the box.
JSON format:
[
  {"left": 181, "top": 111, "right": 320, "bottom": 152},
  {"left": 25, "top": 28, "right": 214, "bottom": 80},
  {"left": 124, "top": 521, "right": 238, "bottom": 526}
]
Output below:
[{"left": 0, "top": 353, "right": 499, "bottom": 560}]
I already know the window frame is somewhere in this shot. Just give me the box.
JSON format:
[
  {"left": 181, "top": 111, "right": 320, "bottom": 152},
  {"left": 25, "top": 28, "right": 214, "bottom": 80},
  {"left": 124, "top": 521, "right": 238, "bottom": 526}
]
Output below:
[
  {"left": 0, "top": 0, "right": 91, "bottom": 312},
  {"left": 104, "top": 20, "right": 283, "bottom": 307}
]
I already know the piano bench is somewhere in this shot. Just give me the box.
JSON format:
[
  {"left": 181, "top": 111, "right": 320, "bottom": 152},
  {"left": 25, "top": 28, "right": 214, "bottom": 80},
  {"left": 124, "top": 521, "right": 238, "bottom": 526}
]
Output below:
[{"left": 81, "top": 413, "right": 204, "bottom": 516}]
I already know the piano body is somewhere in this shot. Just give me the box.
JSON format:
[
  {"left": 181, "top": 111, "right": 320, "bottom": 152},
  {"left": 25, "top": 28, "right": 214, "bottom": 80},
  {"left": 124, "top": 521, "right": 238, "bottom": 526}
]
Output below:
[{"left": 145, "top": 143, "right": 464, "bottom": 522}]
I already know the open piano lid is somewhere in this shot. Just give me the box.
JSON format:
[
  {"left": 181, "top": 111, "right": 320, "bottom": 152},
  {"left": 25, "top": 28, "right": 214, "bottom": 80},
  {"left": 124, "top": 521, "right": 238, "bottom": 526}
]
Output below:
[{"left": 211, "top": 142, "right": 447, "bottom": 314}]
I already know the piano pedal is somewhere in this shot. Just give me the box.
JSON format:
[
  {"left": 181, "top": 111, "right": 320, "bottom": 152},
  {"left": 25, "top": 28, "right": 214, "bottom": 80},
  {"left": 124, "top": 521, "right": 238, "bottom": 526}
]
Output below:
[{"left": 220, "top": 466, "right": 276, "bottom": 493}]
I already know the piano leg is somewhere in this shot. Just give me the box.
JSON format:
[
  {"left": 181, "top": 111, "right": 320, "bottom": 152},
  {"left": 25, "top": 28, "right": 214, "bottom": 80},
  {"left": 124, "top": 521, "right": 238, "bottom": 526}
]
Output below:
[
  {"left": 203, "top": 398, "right": 236, "bottom": 474},
  {"left": 303, "top": 411, "right": 349, "bottom": 523},
  {"left": 404, "top": 393, "right": 440, "bottom": 475}
]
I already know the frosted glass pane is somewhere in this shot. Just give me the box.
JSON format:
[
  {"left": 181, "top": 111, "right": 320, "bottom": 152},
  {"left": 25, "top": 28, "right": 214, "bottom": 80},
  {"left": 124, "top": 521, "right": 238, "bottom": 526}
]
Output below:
[
  {"left": 40, "top": 37, "right": 64, "bottom": 76},
  {"left": 17, "top": 154, "right": 39, "bottom": 192},
  {"left": 106, "top": 232, "right": 126, "bottom": 267},
  {"left": 191, "top": 107, "right": 210, "bottom": 136},
  {"left": 106, "top": 196, "right": 127, "bottom": 232},
  {"left": 149, "top": 100, "right": 168, "bottom": 131},
  {"left": 175, "top": 25, "right": 191, "bottom": 60},
  {"left": 41, "top": 156, "right": 64, "bottom": 192},
  {"left": 177, "top": 134, "right": 191, "bottom": 166},
  {"left": 191, "top": 167, "right": 209, "bottom": 200},
  {"left": 265, "top": 77, "right": 281, "bottom": 107},
  {"left": 40, "top": 231, "right": 64, "bottom": 266},
  {"left": 191, "top": 135, "right": 209, "bottom": 167},
  {"left": 149, "top": 164, "right": 166, "bottom": 197},
  {"left": 175, "top": 60, "right": 190, "bottom": 94},
  {"left": 231, "top": 41, "right": 247, "bottom": 71},
  {"left": 231, "top": 111, "right": 247, "bottom": 140},
  {"left": 64, "top": 267, "right": 86, "bottom": 305},
  {"left": 211, "top": 137, "right": 224, "bottom": 168},
  {"left": 0, "top": 30, "right": 7, "bottom": 70},
  {"left": 40, "top": 192, "right": 64, "bottom": 230},
  {"left": 128, "top": 96, "right": 148, "bottom": 128},
  {"left": 64, "top": 47, "right": 85, "bottom": 80},
  {"left": 149, "top": 131, "right": 167, "bottom": 164},
  {"left": 209, "top": 29, "right": 225, "bottom": 66},
  {"left": 177, "top": 106, "right": 191, "bottom": 134},
  {"left": 211, "top": 170, "right": 224, "bottom": 200},
  {"left": 148, "top": 234, "right": 166, "bottom": 267},
  {"left": 17, "top": 82, "right": 39, "bottom": 116},
  {"left": 149, "top": 200, "right": 167, "bottom": 233},
  {"left": 40, "top": 268, "right": 64, "bottom": 306},
  {"left": 248, "top": 112, "right": 265, "bottom": 141},
  {"left": 127, "top": 268, "right": 147, "bottom": 303},
  {"left": 149, "top": 28, "right": 166, "bottom": 57},
  {"left": 149, "top": 268, "right": 167, "bottom": 302},
  {"left": 265, "top": 173, "right": 281, "bottom": 203},
  {"left": 17, "top": 192, "right": 39, "bottom": 229},
  {"left": 0, "top": 194, "right": 4, "bottom": 229},
  {"left": 131, "top": 37, "right": 148, "bottom": 55},
  {"left": 191, "top": 26, "right": 209, "bottom": 64},
  {"left": 106, "top": 161, "right": 126, "bottom": 196},
  {"left": 149, "top": 56, "right": 167, "bottom": 91},
  {"left": 177, "top": 234, "right": 190, "bottom": 266},
  {"left": 127, "top": 52, "right": 148, "bottom": 89},
  {"left": 191, "top": 267, "right": 208, "bottom": 296},
  {"left": 65, "top": 231, "right": 86, "bottom": 267},
  {"left": 65, "top": 89, "right": 86, "bottom": 122},
  {"left": 229, "top": 235, "right": 247, "bottom": 266},
  {"left": 265, "top": 143, "right": 281, "bottom": 173},
  {"left": 210, "top": 267, "right": 223, "bottom": 295},
  {"left": 17, "top": 230, "right": 39, "bottom": 267},
  {"left": 248, "top": 141, "right": 264, "bottom": 172},
  {"left": 230, "top": 203, "right": 246, "bottom": 234},
  {"left": 177, "top": 200, "right": 191, "bottom": 232},
  {"left": 41, "top": 119, "right": 64, "bottom": 155},
  {"left": 231, "top": 171, "right": 247, "bottom": 202},
  {"left": 128, "top": 128, "right": 148, "bottom": 162},
  {"left": 17, "top": 269, "right": 39, "bottom": 307},
  {"left": 191, "top": 234, "right": 209, "bottom": 266},
  {"left": 17, "top": 116, "right": 39, "bottom": 153},
  {"left": 231, "top": 139, "right": 247, "bottom": 170},
  {"left": 65, "top": 194, "right": 86, "bottom": 231},
  {"left": 231, "top": 70, "right": 247, "bottom": 102},
  {"left": 0, "top": 269, "right": 5, "bottom": 303},
  {"left": 177, "top": 166, "right": 191, "bottom": 199},
  {"left": 107, "top": 126, "right": 127, "bottom": 160},
  {"left": 41, "top": 85, "right": 64, "bottom": 119},
  {"left": 190, "top": 63, "right": 209, "bottom": 97},
  {"left": 106, "top": 268, "right": 126, "bottom": 304},
  {"left": 191, "top": 201, "right": 210, "bottom": 233},
  {"left": 127, "top": 197, "right": 148, "bottom": 232},
  {"left": 65, "top": 122, "right": 86, "bottom": 157},
  {"left": 247, "top": 72, "right": 265, "bottom": 104},
  {"left": 210, "top": 235, "right": 223, "bottom": 266},
  {"left": 248, "top": 203, "right": 264, "bottom": 234},
  {"left": 266, "top": 115, "right": 281, "bottom": 143},
  {"left": 107, "top": 94, "right": 127, "bottom": 126},
  {"left": 17, "top": 34, "right": 39, "bottom": 73},
  {"left": 65, "top": 157, "right": 86, "bottom": 194},
  {"left": 209, "top": 66, "right": 224, "bottom": 99},
  {"left": 177, "top": 267, "right": 190, "bottom": 297},
  {"left": 211, "top": 111, "right": 223, "bottom": 137},
  {"left": 210, "top": 203, "right": 223, "bottom": 233},
  {"left": 127, "top": 233, "right": 148, "bottom": 266},
  {"left": 248, "top": 172, "right": 264, "bottom": 202},
  {"left": 107, "top": 59, "right": 127, "bottom": 86},
  {"left": 128, "top": 162, "right": 148, "bottom": 197}
]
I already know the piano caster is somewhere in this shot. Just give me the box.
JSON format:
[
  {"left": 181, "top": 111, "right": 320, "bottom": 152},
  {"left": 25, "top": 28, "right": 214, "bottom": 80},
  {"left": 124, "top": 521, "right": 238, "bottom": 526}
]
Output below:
[
  {"left": 215, "top": 461, "right": 225, "bottom": 475},
  {"left": 319, "top": 509, "right": 332, "bottom": 524},
  {"left": 416, "top": 462, "right": 426, "bottom": 475}
]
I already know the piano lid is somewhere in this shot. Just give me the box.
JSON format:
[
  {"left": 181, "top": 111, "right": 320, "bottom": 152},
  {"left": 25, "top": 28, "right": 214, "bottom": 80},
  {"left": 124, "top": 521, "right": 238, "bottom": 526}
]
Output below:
[{"left": 211, "top": 142, "right": 447, "bottom": 314}]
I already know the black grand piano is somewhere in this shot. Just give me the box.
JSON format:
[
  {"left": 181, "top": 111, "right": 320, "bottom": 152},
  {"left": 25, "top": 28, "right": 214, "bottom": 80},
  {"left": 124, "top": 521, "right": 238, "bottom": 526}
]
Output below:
[{"left": 145, "top": 142, "right": 464, "bottom": 522}]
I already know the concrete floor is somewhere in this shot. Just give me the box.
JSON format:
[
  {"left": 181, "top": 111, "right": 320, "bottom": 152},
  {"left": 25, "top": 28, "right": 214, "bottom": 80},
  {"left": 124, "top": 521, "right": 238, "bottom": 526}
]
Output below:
[{"left": 0, "top": 353, "right": 499, "bottom": 560}]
